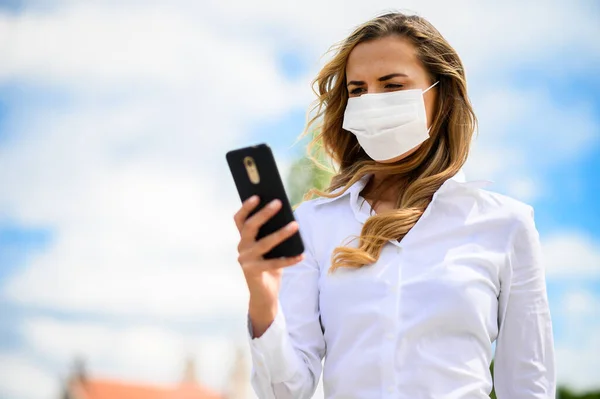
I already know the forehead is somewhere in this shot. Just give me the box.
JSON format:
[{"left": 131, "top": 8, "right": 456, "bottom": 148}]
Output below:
[{"left": 346, "top": 35, "right": 422, "bottom": 78}]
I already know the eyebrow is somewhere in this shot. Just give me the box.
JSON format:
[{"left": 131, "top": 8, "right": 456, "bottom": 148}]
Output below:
[{"left": 347, "top": 73, "right": 409, "bottom": 87}]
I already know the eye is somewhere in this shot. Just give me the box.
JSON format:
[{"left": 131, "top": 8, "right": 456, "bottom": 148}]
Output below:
[
  {"left": 350, "top": 87, "right": 364, "bottom": 96},
  {"left": 385, "top": 84, "right": 403, "bottom": 90}
]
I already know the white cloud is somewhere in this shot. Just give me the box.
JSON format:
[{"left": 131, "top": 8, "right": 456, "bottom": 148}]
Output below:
[
  {"left": 561, "top": 290, "right": 598, "bottom": 318},
  {"left": 542, "top": 233, "right": 600, "bottom": 278},
  {"left": 543, "top": 242, "right": 600, "bottom": 391},
  {"left": 2, "top": 163, "right": 252, "bottom": 318},
  {"left": 0, "top": 3, "right": 314, "bottom": 119},
  {"left": 505, "top": 177, "right": 540, "bottom": 204},
  {"left": 178, "top": 0, "right": 600, "bottom": 75},
  {"left": 18, "top": 317, "right": 249, "bottom": 393},
  {"left": 0, "top": 1, "right": 312, "bottom": 318},
  {"left": 0, "top": 353, "right": 60, "bottom": 399},
  {"left": 4, "top": 1, "right": 600, "bottom": 91},
  {"left": 465, "top": 84, "right": 599, "bottom": 202},
  {"left": 555, "top": 324, "right": 600, "bottom": 392},
  {"left": 473, "top": 87, "right": 598, "bottom": 162},
  {"left": 550, "top": 284, "right": 600, "bottom": 391}
]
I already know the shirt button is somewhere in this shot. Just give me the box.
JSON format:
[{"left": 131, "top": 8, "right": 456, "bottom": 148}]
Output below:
[
  {"left": 387, "top": 386, "right": 394, "bottom": 393},
  {"left": 385, "top": 333, "right": 394, "bottom": 340}
]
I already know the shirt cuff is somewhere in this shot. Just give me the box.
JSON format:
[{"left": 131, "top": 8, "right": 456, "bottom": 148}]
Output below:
[{"left": 247, "top": 303, "right": 301, "bottom": 383}]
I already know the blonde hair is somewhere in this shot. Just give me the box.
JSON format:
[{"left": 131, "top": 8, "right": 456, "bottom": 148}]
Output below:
[{"left": 301, "top": 12, "right": 476, "bottom": 272}]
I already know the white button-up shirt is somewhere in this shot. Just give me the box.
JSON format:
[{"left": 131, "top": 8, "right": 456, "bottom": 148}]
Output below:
[{"left": 248, "top": 172, "right": 556, "bottom": 398}]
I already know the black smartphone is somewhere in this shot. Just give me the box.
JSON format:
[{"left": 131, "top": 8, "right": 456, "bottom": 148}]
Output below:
[{"left": 226, "top": 143, "right": 305, "bottom": 259}]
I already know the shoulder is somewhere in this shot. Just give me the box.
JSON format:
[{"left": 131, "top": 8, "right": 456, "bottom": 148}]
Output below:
[
  {"left": 471, "top": 188, "right": 539, "bottom": 250},
  {"left": 438, "top": 179, "right": 537, "bottom": 231},
  {"left": 460, "top": 188, "right": 543, "bottom": 274},
  {"left": 471, "top": 187, "right": 535, "bottom": 223}
]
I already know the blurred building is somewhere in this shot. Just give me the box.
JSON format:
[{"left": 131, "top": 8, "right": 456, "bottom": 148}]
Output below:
[{"left": 60, "top": 348, "right": 250, "bottom": 399}]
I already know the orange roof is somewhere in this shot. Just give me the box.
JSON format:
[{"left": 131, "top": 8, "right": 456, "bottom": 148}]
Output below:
[{"left": 73, "top": 378, "right": 225, "bottom": 399}]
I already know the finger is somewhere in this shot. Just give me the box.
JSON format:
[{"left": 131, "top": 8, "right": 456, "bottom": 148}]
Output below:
[
  {"left": 240, "top": 199, "right": 282, "bottom": 242},
  {"left": 241, "top": 254, "right": 305, "bottom": 273},
  {"left": 253, "top": 221, "right": 299, "bottom": 257},
  {"left": 233, "top": 195, "right": 259, "bottom": 232}
]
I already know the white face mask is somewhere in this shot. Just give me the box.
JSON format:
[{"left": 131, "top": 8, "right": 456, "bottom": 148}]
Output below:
[{"left": 342, "top": 81, "right": 439, "bottom": 162}]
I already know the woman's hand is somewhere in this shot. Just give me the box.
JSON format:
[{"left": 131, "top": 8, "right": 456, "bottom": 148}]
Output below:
[{"left": 234, "top": 195, "right": 304, "bottom": 337}]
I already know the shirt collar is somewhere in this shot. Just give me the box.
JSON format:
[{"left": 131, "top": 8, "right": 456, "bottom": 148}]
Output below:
[{"left": 313, "top": 169, "right": 492, "bottom": 207}]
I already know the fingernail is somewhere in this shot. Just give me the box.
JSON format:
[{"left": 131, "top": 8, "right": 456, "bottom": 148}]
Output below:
[
  {"left": 286, "top": 222, "right": 297, "bottom": 230},
  {"left": 248, "top": 195, "right": 258, "bottom": 203},
  {"left": 269, "top": 199, "right": 281, "bottom": 208}
]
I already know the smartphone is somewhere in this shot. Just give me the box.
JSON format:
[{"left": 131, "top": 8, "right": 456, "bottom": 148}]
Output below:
[{"left": 226, "top": 143, "right": 305, "bottom": 259}]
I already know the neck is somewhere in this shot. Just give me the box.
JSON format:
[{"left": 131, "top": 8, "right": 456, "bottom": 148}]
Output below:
[{"left": 362, "top": 172, "right": 407, "bottom": 203}]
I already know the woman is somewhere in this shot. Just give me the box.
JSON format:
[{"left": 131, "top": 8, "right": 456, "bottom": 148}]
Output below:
[{"left": 233, "top": 12, "right": 555, "bottom": 399}]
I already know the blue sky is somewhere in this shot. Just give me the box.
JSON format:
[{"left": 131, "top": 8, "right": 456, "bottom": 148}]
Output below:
[{"left": 0, "top": 1, "right": 599, "bottom": 398}]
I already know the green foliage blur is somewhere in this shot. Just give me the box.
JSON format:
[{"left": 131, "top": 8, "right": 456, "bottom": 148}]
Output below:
[{"left": 287, "top": 154, "right": 334, "bottom": 207}]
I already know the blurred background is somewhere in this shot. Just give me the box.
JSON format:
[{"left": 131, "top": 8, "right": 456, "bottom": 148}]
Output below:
[{"left": 0, "top": 0, "right": 599, "bottom": 398}]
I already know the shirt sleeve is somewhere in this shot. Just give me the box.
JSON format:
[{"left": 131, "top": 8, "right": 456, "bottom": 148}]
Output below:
[
  {"left": 248, "top": 203, "right": 326, "bottom": 399},
  {"left": 494, "top": 206, "right": 556, "bottom": 398}
]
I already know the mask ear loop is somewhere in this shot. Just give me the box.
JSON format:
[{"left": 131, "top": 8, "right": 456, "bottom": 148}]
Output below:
[
  {"left": 423, "top": 81, "right": 439, "bottom": 94},
  {"left": 423, "top": 81, "right": 439, "bottom": 133}
]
